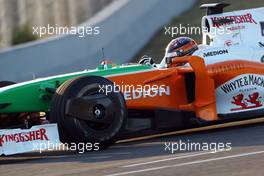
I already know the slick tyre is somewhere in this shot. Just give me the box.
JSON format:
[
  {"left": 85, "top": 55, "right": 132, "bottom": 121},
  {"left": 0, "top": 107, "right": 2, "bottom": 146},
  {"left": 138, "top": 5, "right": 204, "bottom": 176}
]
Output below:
[{"left": 50, "top": 76, "right": 127, "bottom": 150}]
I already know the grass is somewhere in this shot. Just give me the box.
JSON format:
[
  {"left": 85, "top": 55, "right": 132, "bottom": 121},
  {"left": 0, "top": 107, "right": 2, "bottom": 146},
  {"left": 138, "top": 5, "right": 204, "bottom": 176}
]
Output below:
[{"left": 134, "top": 0, "right": 264, "bottom": 63}]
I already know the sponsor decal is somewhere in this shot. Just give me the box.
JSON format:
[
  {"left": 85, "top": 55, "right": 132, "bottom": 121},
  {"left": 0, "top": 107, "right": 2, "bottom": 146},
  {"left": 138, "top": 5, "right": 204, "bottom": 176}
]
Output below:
[
  {"left": 203, "top": 49, "right": 228, "bottom": 57},
  {"left": 261, "top": 55, "right": 264, "bottom": 63},
  {"left": 216, "top": 74, "right": 264, "bottom": 113},
  {"left": 211, "top": 13, "right": 257, "bottom": 28},
  {"left": 220, "top": 74, "right": 264, "bottom": 94},
  {"left": 228, "top": 25, "right": 245, "bottom": 31},
  {"left": 224, "top": 40, "right": 233, "bottom": 47},
  {"left": 0, "top": 128, "right": 48, "bottom": 146},
  {"left": 231, "top": 92, "right": 262, "bottom": 111},
  {"left": 259, "top": 42, "right": 264, "bottom": 48},
  {"left": 123, "top": 86, "right": 170, "bottom": 100},
  {"left": 260, "top": 22, "right": 264, "bottom": 36},
  {"left": 232, "top": 32, "right": 239, "bottom": 38},
  {"left": 0, "top": 124, "right": 59, "bottom": 155}
]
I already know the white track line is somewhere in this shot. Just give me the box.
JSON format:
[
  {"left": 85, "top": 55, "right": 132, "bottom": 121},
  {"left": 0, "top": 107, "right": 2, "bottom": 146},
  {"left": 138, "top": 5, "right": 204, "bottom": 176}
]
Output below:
[
  {"left": 122, "top": 150, "right": 222, "bottom": 168},
  {"left": 106, "top": 150, "right": 264, "bottom": 176}
]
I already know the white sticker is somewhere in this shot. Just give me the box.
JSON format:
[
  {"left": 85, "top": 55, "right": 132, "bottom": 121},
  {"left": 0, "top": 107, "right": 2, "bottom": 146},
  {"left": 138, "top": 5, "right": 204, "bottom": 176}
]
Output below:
[
  {"left": 216, "top": 74, "right": 264, "bottom": 114},
  {"left": 0, "top": 124, "right": 60, "bottom": 155}
]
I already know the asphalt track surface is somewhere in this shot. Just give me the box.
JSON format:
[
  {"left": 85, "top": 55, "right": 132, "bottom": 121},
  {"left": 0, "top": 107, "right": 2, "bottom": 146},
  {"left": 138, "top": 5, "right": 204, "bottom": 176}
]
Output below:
[{"left": 1, "top": 119, "right": 264, "bottom": 176}]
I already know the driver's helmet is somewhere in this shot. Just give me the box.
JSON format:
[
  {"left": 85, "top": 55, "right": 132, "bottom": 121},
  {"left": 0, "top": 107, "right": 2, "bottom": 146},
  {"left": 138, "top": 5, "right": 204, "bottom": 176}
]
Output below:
[{"left": 165, "top": 37, "right": 198, "bottom": 59}]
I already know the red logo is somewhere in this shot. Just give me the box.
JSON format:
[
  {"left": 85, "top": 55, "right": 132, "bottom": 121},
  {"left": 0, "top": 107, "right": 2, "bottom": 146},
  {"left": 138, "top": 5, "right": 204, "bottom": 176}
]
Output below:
[
  {"left": 224, "top": 40, "right": 233, "bottom": 46},
  {"left": 211, "top": 13, "right": 257, "bottom": 28},
  {"left": 231, "top": 92, "right": 262, "bottom": 111},
  {"left": 0, "top": 128, "right": 49, "bottom": 146}
]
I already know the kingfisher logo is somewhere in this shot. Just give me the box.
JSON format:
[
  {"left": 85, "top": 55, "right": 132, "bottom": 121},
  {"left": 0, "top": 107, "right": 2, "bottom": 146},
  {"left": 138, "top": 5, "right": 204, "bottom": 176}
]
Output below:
[
  {"left": 0, "top": 128, "right": 49, "bottom": 146},
  {"left": 203, "top": 49, "right": 228, "bottom": 57},
  {"left": 211, "top": 13, "right": 257, "bottom": 28}
]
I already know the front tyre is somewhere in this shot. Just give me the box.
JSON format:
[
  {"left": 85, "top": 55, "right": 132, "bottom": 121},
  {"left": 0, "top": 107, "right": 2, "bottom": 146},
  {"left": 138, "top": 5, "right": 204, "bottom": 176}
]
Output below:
[{"left": 50, "top": 76, "right": 127, "bottom": 150}]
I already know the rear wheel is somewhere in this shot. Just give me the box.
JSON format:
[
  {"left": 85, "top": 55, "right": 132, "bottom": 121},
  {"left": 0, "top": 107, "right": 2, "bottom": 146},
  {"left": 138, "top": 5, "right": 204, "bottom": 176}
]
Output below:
[{"left": 50, "top": 76, "right": 127, "bottom": 150}]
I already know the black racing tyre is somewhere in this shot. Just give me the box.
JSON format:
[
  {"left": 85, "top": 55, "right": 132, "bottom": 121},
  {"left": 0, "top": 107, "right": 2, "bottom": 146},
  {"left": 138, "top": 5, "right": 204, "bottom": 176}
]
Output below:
[
  {"left": 50, "top": 76, "right": 127, "bottom": 150},
  {"left": 0, "top": 81, "right": 16, "bottom": 88}
]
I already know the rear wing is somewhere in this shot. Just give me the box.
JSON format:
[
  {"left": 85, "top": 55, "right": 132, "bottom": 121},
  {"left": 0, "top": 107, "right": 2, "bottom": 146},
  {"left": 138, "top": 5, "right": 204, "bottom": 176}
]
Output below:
[
  {"left": 200, "top": 3, "right": 264, "bottom": 48},
  {"left": 200, "top": 3, "right": 230, "bottom": 15}
]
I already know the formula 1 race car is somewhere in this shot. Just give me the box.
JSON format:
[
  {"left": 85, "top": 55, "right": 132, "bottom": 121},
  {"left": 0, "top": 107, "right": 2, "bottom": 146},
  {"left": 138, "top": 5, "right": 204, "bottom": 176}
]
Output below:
[{"left": 1, "top": 3, "right": 264, "bottom": 155}]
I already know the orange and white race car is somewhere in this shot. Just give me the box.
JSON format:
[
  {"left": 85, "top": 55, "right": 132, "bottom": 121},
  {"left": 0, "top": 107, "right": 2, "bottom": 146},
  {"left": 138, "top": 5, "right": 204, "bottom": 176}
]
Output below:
[{"left": 1, "top": 3, "right": 264, "bottom": 155}]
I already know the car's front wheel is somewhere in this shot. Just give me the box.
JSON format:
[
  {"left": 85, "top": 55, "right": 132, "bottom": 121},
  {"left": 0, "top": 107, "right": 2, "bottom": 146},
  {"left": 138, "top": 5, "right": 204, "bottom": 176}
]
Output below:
[{"left": 50, "top": 76, "right": 127, "bottom": 150}]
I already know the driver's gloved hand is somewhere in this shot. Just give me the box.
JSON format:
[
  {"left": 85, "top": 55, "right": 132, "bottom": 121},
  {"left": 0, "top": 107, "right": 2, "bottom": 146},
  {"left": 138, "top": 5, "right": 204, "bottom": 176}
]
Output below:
[{"left": 139, "top": 55, "right": 155, "bottom": 66}]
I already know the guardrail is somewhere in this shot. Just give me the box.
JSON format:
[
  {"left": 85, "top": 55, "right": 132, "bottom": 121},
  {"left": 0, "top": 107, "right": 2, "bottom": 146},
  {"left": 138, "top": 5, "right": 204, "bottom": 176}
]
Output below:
[{"left": 0, "top": 0, "right": 196, "bottom": 82}]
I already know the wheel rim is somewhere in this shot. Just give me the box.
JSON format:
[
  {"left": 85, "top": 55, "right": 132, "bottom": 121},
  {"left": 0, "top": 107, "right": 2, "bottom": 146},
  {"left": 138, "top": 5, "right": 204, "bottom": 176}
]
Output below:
[{"left": 73, "top": 84, "right": 118, "bottom": 131}]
